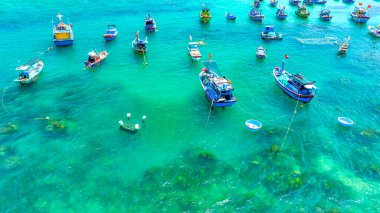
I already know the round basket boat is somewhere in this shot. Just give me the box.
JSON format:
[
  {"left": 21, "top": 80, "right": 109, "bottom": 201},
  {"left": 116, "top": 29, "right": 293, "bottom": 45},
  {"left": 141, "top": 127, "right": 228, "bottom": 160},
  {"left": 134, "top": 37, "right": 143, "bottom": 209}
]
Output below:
[
  {"left": 245, "top": 119, "right": 262, "bottom": 132},
  {"left": 338, "top": 117, "right": 354, "bottom": 127}
]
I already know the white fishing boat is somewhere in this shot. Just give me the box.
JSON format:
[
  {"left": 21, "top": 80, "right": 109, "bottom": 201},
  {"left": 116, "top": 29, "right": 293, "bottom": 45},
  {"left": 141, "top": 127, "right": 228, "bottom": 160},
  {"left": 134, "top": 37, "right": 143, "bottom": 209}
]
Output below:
[
  {"left": 368, "top": 25, "right": 380, "bottom": 38},
  {"left": 338, "top": 36, "right": 350, "bottom": 54},
  {"left": 338, "top": 117, "right": 354, "bottom": 126},
  {"left": 14, "top": 59, "right": 44, "bottom": 86}
]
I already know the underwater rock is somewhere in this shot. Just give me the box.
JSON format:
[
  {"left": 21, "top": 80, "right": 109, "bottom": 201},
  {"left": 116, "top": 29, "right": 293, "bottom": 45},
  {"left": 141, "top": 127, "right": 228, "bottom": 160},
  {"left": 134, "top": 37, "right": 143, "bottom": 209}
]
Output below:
[
  {"left": 3, "top": 156, "right": 21, "bottom": 169},
  {"left": 198, "top": 150, "right": 216, "bottom": 161},
  {"left": 0, "top": 123, "right": 17, "bottom": 134},
  {"left": 360, "top": 129, "right": 380, "bottom": 138}
]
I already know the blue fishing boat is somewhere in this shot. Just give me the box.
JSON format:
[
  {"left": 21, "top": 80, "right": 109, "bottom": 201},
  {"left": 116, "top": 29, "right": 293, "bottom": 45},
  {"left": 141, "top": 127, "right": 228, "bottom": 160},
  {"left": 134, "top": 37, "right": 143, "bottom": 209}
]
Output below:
[
  {"left": 145, "top": 14, "right": 157, "bottom": 32},
  {"left": 84, "top": 50, "right": 108, "bottom": 68},
  {"left": 343, "top": 0, "right": 355, "bottom": 3},
  {"left": 53, "top": 13, "right": 74, "bottom": 47},
  {"left": 261, "top": 26, "right": 283, "bottom": 40},
  {"left": 14, "top": 59, "right": 44, "bottom": 86},
  {"left": 270, "top": 0, "right": 279, "bottom": 6},
  {"left": 313, "top": 0, "right": 327, "bottom": 4},
  {"left": 351, "top": 4, "right": 371, "bottom": 23},
  {"left": 303, "top": 0, "right": 314, "bottom": 6},
  {"left": 132, "top": 32, "right": 148, "bottom": 53},
  {"left": 103, "top": 25, "right": 118, "bottom": 41},
  {"left": 273, "top": 58, "right": 317, "bottom": 103},
  {"left": 199, "top": 59, "right": 237, "bottom": 108},
  {"left": 289, "top": 0, "right": 301, "bottom": 6},
  {"left": 249, "top": 8, "right": 265, "bottom": 22},
  {"left": 256, "top": 46, "right": 267, "bottom": 59},
  {"left": 226, "top": 12, "right": 236, "bottom": 20},
  {"left": 319, "top": 9, "right": 333, "bottom": 21},
  {"left": 254, "top": 0, "right": 261, "bottom": 8},
  {"left": 276, "top": 6, "right": 288, "bottom": 20}
]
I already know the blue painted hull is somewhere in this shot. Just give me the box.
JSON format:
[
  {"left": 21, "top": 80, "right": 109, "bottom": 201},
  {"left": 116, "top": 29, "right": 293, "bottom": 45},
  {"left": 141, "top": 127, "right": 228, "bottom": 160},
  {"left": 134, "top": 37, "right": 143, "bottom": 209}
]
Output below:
[
  {"left": 277, "top": 15, "right": 287, "bottom": 19},
  {"left": 320, "top": 16, "right": 332, "bottom": 21},
  {"left": 351, "top": 14, "right": 369, "bottom": 23},
  {"left": 270, "top": 3, "right": 278, "bottom": 6},
  {"left": 205, "top": 91, "right": 236, "bottom": 107},
  {"left": 249, "top": 14, "right": 264, "bottom": 22},
  {"left": 104, "top": 35, "right": 117, "bottom": 41},
  {"left": 54, "top": 39, "right": 73, "bottom": 47},
  {"left": 273, "top": 69, "right": 315, "bottom": 103}
]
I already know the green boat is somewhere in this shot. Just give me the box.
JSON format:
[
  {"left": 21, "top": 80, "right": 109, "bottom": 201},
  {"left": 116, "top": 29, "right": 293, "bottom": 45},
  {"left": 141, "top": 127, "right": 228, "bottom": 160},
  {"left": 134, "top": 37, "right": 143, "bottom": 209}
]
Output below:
[
  {"left": 295, "top": 4, "right": 310, "bottom": 18},
  {"left": 200, "top": 4, "right": 211, "bottom": 23}
]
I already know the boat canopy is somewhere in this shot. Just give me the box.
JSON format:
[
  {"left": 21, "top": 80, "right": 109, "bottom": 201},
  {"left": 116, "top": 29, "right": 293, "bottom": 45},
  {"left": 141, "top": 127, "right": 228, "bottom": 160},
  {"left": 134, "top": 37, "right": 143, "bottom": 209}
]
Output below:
[
  {"left": 292, "top": 73, "right": 315, "bottom": 85},
  {"left": 88, "top": 51, "right": 96, "bottom": 57},
  {"left": 203, "top": 60, "right": 219, "bottom": 73},
  {"left": 19, "top": 71, "right": 29, "bottom": 78},
  {"left": 264, "top": 26, "right": 275, "bottom": 33},
  {"left": 320, "top": 9, "right": 330, "bottom": 14}
]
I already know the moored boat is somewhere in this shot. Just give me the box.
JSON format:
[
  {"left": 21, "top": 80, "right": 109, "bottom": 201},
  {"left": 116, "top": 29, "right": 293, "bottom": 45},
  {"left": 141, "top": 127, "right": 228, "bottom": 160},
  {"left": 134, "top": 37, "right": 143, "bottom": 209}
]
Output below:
[
  {"left": 270, "top": 0, "right": 279, "bottom": 7},
  {"left": 254, "top": 0, "right": 261, "bottom": 8},
  {"left": 273, "top": 58, "right": 317, "bottom": 103},
  {"left": 245, "top": 120, "right": 262, "bottom": 132},
  {"left": 261, "top": 26, "right": 283, "bottom": 40},
  {"left": 303, "top": 0, "right": 314, "bottom": 5},
  {"left": 226, "top": 12, "right": 236, "bottom": 20},
  {"left": 289, "top": 0, "right": 301, "bottom": 6},
  {"left": 199, "top": 58, "right": 237, "bottom": 108},
  {"left": 276, "top": 6, "right": 288, "bottom": 20},
  {"left": 249, "top": 8, "right": 265, "bottom": 22},
  {"left": 343, "top": 0, "right": 355, "bottom": 3},
  {"left": 313, "top": 0, "right": 327, "bottom": 4},
  {"left": 337, "top": 117, "right": 354, "bottom": 126},
  {"left": 14, "top": 59, "right": 44, "bottom": 86},
  {"left": 188, "top": 36, "right": 202, "bottom": 61},
  {"left": 319, "top": 9, "right": 333, "bottom": 21},
  {"left": 132, "top": 32, "right": 148, "bottom": 53},
  {"left": 368, "top": 25, "right": 380, "bottom": 37},
  {"left": 53, "top": 13, "right": 74, "bottom": 47},
  {"left": 84, "top": 50, "right": 108, "bottom": 68},
  {"left": 256, "top": 46, "right": 267, "bottom": 59},
  {"left": 145, "top": 14, "right": 157, "bottom": 32},
  {"left": 200, "top": 4, "right": 211, "bottom": 23},
  {"left": 351, "top": 4, "right": 371, "bottom": 23},
  {"left": 295, "top": 4, "right": 310, "bottom": 18},
  {"left": 103, "top": 25, "right": 118, "bottom": 41},
  {"left": 338, "top": 36, "right": 350, "bottom": 54}
]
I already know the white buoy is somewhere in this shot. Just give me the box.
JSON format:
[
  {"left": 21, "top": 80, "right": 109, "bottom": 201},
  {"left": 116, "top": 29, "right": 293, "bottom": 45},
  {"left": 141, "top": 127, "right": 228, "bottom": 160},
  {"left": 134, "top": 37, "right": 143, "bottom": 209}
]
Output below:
[
  {"left": 46, "top": 116, "right": 50, "bottom": 120},
  {"left": 118, "top": 120, "right": 124, "bottom": 126},
  {"left": 126, "top": 113, "right": 131, "bottom": 120},
  {"left": 142, "top": 115, "right": 147, "bottom": 122},
  {"left": 135, "top": 124, "right": 140, "bottom": 130}
]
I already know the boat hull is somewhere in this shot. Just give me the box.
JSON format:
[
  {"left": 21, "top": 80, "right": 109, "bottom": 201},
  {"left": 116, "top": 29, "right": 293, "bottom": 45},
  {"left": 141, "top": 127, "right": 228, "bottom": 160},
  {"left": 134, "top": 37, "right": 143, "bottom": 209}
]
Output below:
[
  {"left": 249, "top": 14, "right": 264, "bottom": 22},
  {"left": 104, "top": 34, "right": 117, "bottom": 41},
  {"left": 320, "top": 16, "right": 333, "bottom": 21},
  {"left": 54, "top": 39, "right": 73, "bottom": 47},
  {"left": 273, "top": 68, "right": 315, "bottom": 103},
  {"left": 351, "top": 14, "right": 369, "bottom": 23}
]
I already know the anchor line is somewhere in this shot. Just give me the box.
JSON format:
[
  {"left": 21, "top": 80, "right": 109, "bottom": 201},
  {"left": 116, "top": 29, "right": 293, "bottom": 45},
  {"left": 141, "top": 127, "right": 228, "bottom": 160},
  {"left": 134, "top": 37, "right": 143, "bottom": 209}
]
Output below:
[
  {"left": 204, "top": 99, "right": 214, "bottom": 128},
  {"left": 1, "top": 87, "right": 8, "bottom": 112},
  {"left": 281, "top": 97, "right": 299, "bottom": 147}
]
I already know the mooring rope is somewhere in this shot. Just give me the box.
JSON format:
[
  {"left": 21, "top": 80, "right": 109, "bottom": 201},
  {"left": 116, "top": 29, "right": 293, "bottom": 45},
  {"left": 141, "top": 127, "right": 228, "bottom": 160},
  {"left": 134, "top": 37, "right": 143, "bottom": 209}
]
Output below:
[
  {"left": 1, "top": 87, "right": 8, "bottom": 112},
  {"left": 204, "top": 100, "right": 214, "bottom": 128},
  {"left": 281, "top": 98, "right": 299, "bottom": 147}
]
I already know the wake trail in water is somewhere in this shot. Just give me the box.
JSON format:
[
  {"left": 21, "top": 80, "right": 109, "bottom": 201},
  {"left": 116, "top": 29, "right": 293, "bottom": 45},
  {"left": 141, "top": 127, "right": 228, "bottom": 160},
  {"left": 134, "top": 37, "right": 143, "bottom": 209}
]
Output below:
[{"left": 294, "top": 36, "right": 339, "bottom": 45}]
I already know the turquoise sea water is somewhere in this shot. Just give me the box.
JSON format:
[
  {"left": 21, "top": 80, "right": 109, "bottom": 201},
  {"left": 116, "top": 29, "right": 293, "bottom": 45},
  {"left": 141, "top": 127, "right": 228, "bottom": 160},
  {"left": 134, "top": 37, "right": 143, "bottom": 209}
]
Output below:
[{"left": 1, "top": 0, "right": 380, "bottom": 211}]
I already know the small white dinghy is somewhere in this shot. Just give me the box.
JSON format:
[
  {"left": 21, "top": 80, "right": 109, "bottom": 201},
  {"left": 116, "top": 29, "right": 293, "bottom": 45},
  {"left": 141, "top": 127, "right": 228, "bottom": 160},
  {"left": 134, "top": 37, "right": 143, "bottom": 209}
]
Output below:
[
  {"left": 338, "top": 117, "right": 354, "bottom": 127},
  {"left": 245, "top": 119, "right": 262, "bottom": 132}
]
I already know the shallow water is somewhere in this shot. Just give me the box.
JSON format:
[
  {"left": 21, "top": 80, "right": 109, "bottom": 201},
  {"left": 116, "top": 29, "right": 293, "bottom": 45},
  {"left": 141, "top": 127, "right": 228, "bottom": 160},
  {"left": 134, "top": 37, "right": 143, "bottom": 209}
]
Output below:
[{"left": 0, "top": 0, "right": 380, "bottom": 211}]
